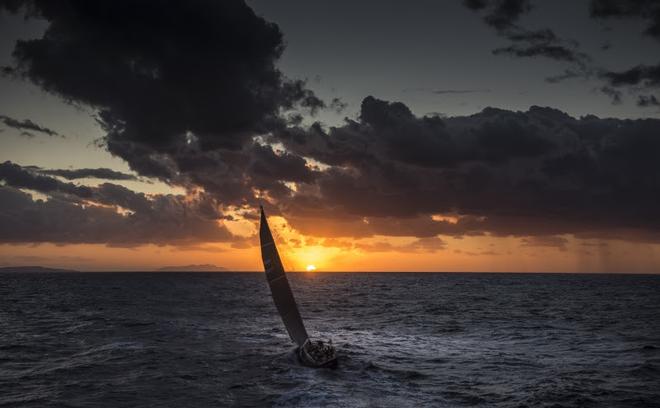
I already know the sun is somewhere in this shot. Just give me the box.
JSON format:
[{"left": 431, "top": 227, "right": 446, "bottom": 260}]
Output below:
[{"left": 305, "top": 264, "right": 317, "bottom": 272}]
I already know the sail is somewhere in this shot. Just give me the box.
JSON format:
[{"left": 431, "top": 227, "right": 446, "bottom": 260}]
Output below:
[{"left": 259, "top": 206, "right": 309, "bottom": 346}]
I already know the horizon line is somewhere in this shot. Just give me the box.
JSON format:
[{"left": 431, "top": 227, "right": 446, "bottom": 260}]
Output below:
[{"left": 1, "top": 266, "right": 659, "bottom": 275}]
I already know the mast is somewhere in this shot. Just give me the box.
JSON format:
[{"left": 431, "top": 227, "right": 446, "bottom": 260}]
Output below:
[{"left": 259, "top": 205, "right": 309, "bottom": 346}]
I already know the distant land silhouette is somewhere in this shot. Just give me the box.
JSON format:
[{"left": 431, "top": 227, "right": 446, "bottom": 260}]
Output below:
[
  {"left": 0, "top": 266, "right": 78, "bottom": 273},
  {"left": 157, "top": 264, "right": 227, "bottom": 272}
]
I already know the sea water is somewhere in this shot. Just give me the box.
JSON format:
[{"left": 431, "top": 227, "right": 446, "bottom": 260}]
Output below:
[{"left": 1, "top": 272, "right": 659, "bottom": 407}]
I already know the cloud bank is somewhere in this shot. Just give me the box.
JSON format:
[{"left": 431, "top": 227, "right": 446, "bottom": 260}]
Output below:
[
  {"left": 0, "top": 161, "right": 233, "bottom": 245},
  {"left": 1, "top": 0, "right": 660, "bottom": 249}
]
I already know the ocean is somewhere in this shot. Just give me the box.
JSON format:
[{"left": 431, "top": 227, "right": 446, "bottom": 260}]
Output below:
[{"left": 1, "top": 272, "right": 659, "bottom": 407}]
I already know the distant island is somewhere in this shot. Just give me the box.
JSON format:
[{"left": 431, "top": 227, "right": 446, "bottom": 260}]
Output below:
[
  {"left": 157, "top": 264, "right": 227, "bottom": 272},
  {"left": 0, "top": 266, "right": 78, "bottom": 273}
]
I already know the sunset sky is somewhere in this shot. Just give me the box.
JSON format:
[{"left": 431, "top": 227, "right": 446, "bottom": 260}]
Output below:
[{"left": 1, "top": 0, "right": 660, "bottom": 272}]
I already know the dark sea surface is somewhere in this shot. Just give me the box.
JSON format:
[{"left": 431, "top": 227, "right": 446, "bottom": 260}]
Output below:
[{"left": 1, "top": 272, "right": 660, "bottom": 407}]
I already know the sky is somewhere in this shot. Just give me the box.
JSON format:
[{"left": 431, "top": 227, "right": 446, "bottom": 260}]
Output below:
[{"left": 1, "top": 0, "right": 660, "bottom": 272}]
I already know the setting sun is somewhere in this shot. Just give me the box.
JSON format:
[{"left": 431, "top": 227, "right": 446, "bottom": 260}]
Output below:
[{"left": 306, "top": 264, "right": 317, "bottom": 272}]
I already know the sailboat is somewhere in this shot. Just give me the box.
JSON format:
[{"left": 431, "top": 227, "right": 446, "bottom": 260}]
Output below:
[{"left": 259, "top": 205, "right": 337, "bottom": 368}]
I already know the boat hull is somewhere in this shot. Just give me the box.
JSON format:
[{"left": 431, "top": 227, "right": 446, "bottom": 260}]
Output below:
[{"left": 298, "top": 340, "right": 338, "bottom": 368}]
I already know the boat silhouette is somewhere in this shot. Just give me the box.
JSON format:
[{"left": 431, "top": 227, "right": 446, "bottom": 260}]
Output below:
[{"left": 259, "top": 205, "right": 337, "bottom": 368}]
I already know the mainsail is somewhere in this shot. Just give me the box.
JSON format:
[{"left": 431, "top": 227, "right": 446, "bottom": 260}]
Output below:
[{"left": 259, "top": 206, "right": 309, "bottom": 346}]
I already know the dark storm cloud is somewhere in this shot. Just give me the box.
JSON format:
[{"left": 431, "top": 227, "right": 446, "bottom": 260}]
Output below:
[
  {"left": 0, "top": 0, "right": 323, "bottom": 173},
  {"left": 276, "top": 96, "right": 660, "bottom": 242},
  {"left": 0, "top": 114, "right": 60, "bottom": 137},
  {"left": 38, "top": 167, "right": 137, "bottom": 181},
  {"left": 280, "top": 96, "right": 555, "bottom": 171},
  {"left": 249, "top": 143, "right": 317, "bottom": 184}
]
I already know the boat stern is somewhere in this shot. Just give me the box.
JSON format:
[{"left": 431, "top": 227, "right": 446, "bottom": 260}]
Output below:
[{"left": 298, "top": 339, "right": 338, "bottom": 368}]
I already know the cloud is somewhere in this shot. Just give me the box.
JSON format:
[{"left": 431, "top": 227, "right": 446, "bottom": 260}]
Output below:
[
  {"left": 1, "top": 0, "right": 324, "bottom": 178},
  {"left": 0, "top": 164, "right": 233, "bottom": 246},
  {"left": 277, "top": 96, "right": 660, "bottom": 242},
  {"left": 462, "top": 1, "right": 589, "bottom": 68},
  {"left": 249, "top": 143, "right": 318, "bottom": 184},
  {"left": 38, "top": 167, "right": 137, "bottom": 181},
  {"left": 329, "top": 98, "right": 348, "bottom": 113},
  {"left": 587, "top": 1, "right": 660, "bottom": 101},
  {"left": 0, "top": 160, "right": 93, "bottom": 198},
  {"left": 637, "top": 94, "right": 660, "bottom": 107},
  {"left": 463, "top": 0, "right": 660, "bottom": 107},
  {"left": 0, "top": 186, "right": 233, "bottom": 245},
  {"left": 0, "top": 162, "right": 150, "bottom": 208},
  {"left": 280, "top": 97, "right": 556, "bottom": 171},
  {"left": 493, "top": 41, "right": 588, "bottom": 65},
  {"left": 590, "top": 0, "right": 660, "bottom": 40},
  {"left": 463, "top": 0, "right": 532, "bottom": 30},
  {"left": 3, "top": 0, "right": 660, "bottom": 250},
  {"left": 0, "top": 114, "right": 61, "bottom": 137},
  {"left": 601, "top": 64, "right": 660, "bottom": 88},
  {"left": 600, "top": 86, "right": 623, "bottom": 105},
  {"left": 597, "top": 64, "right": 660, "bottom": 110}
]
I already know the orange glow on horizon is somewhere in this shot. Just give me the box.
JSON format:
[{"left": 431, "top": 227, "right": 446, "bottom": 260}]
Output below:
[{"left": 1, "top": 212, "right": 660, "bottom": 273}]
